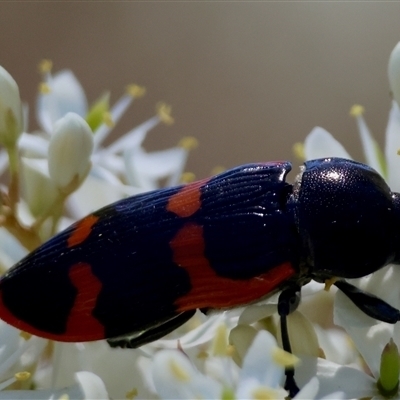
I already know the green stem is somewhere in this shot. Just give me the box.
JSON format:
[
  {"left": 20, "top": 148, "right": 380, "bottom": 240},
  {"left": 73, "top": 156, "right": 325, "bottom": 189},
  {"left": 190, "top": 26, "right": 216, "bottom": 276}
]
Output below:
[
  {"left": 2, "top": 215, "right": 41, "bottom": 252},
  {"left": 31, "top": 191, "right": 67, "bottom": 234}
]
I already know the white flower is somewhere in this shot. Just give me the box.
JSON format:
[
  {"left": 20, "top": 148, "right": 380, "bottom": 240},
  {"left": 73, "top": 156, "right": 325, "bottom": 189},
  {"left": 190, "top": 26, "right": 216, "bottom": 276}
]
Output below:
[
  {"left": 328, "top": 266, "right": 400, "bottom": 399},
  {"left": 0, "top": 371, "right": 109, "bottom": 399},
  {"left": 0, "top": 61, "right": 198, "bottom": 399},
  {"left": 388, "top": 42, "right": 400, "bottom": 107},
  {"left": 301, "top": 40, "right": 400, "bottom": 399},
  {"left": 151, "top": 330, "right": 291, "bottom": 399},
  {"left": 36, "top": 67, "right": 88, "bottom": 134},
  {"left": 0, "top": 66, "right": 23, "bottom": 147},
  {"left": 314, "top": 286, "right": 400, "bottom": 399},
  {"left": 151, "top": 328, "right": 340, "bottom": 399},
  {"left": 17, "top": 65, "right": 194, "bottom": 221}
]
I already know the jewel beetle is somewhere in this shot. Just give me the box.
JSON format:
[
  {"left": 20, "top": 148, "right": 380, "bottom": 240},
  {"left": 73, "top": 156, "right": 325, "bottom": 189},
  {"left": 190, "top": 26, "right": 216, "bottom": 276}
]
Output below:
[{"left": 1, "top": 156, "right": 400, "bottom": 397}]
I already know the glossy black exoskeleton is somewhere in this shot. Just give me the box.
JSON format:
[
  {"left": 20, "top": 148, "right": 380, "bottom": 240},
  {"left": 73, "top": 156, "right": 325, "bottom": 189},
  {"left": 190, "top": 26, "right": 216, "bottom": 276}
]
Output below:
[{"left": 1, "top": 157, "right": 400, "bottom": 397}]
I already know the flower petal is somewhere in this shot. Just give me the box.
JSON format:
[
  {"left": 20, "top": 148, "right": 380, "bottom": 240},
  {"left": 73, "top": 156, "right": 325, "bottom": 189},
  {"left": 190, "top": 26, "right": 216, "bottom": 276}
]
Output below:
[
  {"left": 240, "top": 330, "right": 285, "bottom": 388},
  {"left": 334, "top": 290, "right": 393, "bottom": 378},
  {"left": 125, "top": 146, "right": 187, "bottom": 190},
  {"left": 152, "top": 349, "right": 222, "bottom": 399},
  {"left": 315, "top": 357, "right": 376, "bottom": 399},
  {"left": 351, "top": 108, "right": 385, "bottom": 176},
  {"left": 277, "top": 311, "right": 320, "bottom": 357},
  {"left": 304, "top": 127, "right": 352, "bottom": 160},
  {"left": 36, "top": 70, "right": 87, "bottom": 134},
  {"left": 385, "top": 101, "right": 400, "bottom": 191},
  {"left": 388, "top": 41, "right": 400, "bottom": 107}
]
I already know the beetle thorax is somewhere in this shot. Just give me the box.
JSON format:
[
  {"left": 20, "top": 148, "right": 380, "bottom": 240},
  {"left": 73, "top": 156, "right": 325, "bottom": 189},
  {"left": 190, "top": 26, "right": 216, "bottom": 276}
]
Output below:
[{"left": 289, "top": 158, "right": 398, "bottom": 279}]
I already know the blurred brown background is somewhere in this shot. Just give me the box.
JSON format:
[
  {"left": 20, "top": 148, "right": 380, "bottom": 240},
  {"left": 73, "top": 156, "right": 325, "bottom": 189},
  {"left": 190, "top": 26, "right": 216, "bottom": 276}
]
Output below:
[{"left": 1, "top": 3, "right": 400, "bottom": 179}]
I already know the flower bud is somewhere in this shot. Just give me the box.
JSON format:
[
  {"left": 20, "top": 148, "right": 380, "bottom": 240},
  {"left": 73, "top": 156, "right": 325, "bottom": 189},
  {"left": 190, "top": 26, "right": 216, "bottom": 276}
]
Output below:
[
  {"left": 388, "top": 42, "right": 400, "bottom": 106},
  {"left": 0, "top": 65, "right": 23, "bottom": 147},
  {"left": 377, "top": 338, "right": 400, "bottom": 397},
  {"left": 48, "top": 113, "right": 93, "bottom": 192}
]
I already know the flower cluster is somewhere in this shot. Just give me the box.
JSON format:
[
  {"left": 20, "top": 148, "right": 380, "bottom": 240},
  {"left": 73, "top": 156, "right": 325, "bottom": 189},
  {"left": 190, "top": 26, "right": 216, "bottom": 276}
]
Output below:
[
  {"left": 297, "top": 41, "right": 400, "bottom": 399},
  {"left": 0, "top": 61, "right": 199, "bottom": 398},
  {"left": 1, "top": 38, "right": 400, "bottom": 399}
]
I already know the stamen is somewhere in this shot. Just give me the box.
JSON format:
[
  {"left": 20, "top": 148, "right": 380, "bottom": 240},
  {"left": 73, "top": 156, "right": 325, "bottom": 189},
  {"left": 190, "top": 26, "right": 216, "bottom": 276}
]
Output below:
[
  {"left": 196, "top": 350, "right": 208, "bottom": 359},
  {"left": 126, "top": 84, "right": 146, "bottom": 98},
  {"left": 211, "top": 166, "right": 225, "bottom": 175},
  {"left": 125, "top": 388, "right": 138, "bottom": 399},
  {"left": 15, "top": 371, "right": 30, "bottom": 381},
  {"left": 38, "top": 59, "right": 53, "bottom": 74},
  {"left": 181, "top": 172, "right": 196, "bottom": 183},
  {"left": 292, "top": 142, "right": 305, "bottom": 161},
  {"left": 178, "top": 136, "right": 198, "bottom": 150},
  {"left": 251, "top": 387, "right": 277, "bottom": 400},
  {"left": 38, "top": 82, "right": 51, "bottom": 94},
  {"left": 19, "top": 331, "right": 32, "bottom": 340},
  {"left": 349, "top": 104, "right": 365, "bottom": 117},
  {"left": 156, "top": 102, "right": 174, "bottom": 125}
]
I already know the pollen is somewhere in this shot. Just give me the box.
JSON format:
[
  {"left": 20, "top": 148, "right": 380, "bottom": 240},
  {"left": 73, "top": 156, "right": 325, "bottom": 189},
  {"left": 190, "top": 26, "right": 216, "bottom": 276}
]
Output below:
[
  {"left": 14, "top": 371, "right": 31, "bottom": 381},
  {"left": 125, "top": 388, "right": 138, "bottom": 399},
  {"left": 272, "top": 347, "right": 299, "bottom": 367},
  {"left": 38, "top": 59, "right": 53, "bottom": 74},
  {"left": 126, "top": 84, "right": 146, "bottom": 98},
  {"left": 39, "top": 82, "right": 51, "bottom": 94},
  {"left": 251, "top": 387, "right": 277, "bottom": 400},
  {"left": 169, "top": 359, "right": 190, "bottom": 382},
  {"left": 211, "top": 166, "right": 225, "bottom": 176},
  {"left": 181, "top": 172, "right": 196, "bottom": 183},
  {"left": 19, "top": 331, "right": 32, "bottom": 340},
  {"left": 178, "top": 136, "right": 198, "bottom": 150},
  {"left": 212, "top": 324, "right": 229, "bottom": 357},
  {"left": 349, "top": 104, "right": 365, "bottom": 117},
  {"left": 197, "top": 350, "right": 208, "bottom": 359},
  {"left": 156, "top": 102, "right": 174, "bottom": 125},
  {"left": 293, "top": 142, "right": 305, "bottom": 161}
]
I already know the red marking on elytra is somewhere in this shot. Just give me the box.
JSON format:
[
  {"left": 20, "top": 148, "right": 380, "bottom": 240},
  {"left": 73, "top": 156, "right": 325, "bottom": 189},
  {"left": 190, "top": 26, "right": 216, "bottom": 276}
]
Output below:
[
  {"left": 65, "top": 262, "right": 104, "bottom": 339},
  {"left": 171, "top": 223, "right": 296, "bottom": 310},
  {"left": 167, "top": 178, "right": 209, "bottom": 218},
  {"left": 0, "top": 263, "right": 104, "bottom": 342},
  {"left": 67, "top": 214, "right": 99, "bottom": 248},
  {"left": 0, "top": 289, "right": 43, "bottom": 337}
]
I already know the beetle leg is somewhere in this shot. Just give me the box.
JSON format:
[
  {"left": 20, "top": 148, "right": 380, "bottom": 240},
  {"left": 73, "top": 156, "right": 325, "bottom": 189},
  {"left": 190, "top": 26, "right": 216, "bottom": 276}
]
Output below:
[
  {"left": 277, "top": 285, "right": 301, "bottom": 398},
  {"left": 107, "top": 310, "right": 196, "bottom": 348},
  {"left": 334, "top": 280, "right": 400, "bottom": 323}
]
